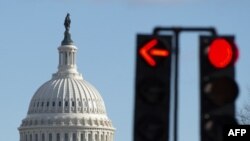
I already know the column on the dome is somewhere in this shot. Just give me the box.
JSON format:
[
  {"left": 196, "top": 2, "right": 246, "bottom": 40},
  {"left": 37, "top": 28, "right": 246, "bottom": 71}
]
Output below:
[
  {"left": 68, "top": 51, "right": 71, "bottom": 66},
  {"left": 24, "top": 132, "right": 27, "bottom": 141},
  {"left": 22, "top": 132, "right": 24, "bottom": 141},
  {"left": 45, "top": 132, "right": 48, "bottom": 141},
  {"left": 23, "top": 132, "right": 25, "bottom": 141},
  {"left": 107, "top": 133, "right": 111, "bottom": 141},
  {"left": 19, "top": 132, "right": 22, "bottom": 141},
  {"left": 110, "top": 133, "right": 112, "bottom": 141},
  {"left": 20, "top": 132, "right": 24, "bottom": 141},
  {"left": 98, "top": 132, "right": 101, "bottom": 141},
  {"left": 104, "top": 133, "right": 107, "bottom": 141},
  {"left": 106, "top": 133, "right": 110, "bottom": 141},
  {"left": 88, "top": 132, "right": 91, "bottom": 141},
  {"left": 37, "top": 132, "right": 41, "bottom": 141},
  {"left": 60, "top": 132, "right": 64, "bottom": 141},
  {"left": 109, "top": 133, "right": 112, "bottom": 141},
  {"left": 60, "top": 52, "right": 63, "bottom": 66},
  {"left": 76, "top": 132, "right": 79, "bottom": 141},
  {"left": 106, "top": 132, "right": 109, "bottom": 141},
  {"left": 59, "top": 52, "right": 61, "bottom": 66},
  {"left": 108, "top": 133, "right": 111, "bottom": 141},
  {"left": 29, "top": 133, "right": 32, "bottom": 141},
  {"left": 72, "top": 52, "right": 75, "bottom": 66},
  {"left": 25, "top": 133, "right": 28, "bottom": 141},
  {"left": 90, "top": 131, "right": 95, "bottom": 141},
  {"left": 52, "top": 132, "right": 55, "bottom": 141},
  {"left": 69, "top": 52, "right": 72, "bottom": 66},
  {"left": 20, "top": 132, "right": 22, "bottom": 141},
  {"left": 25, "top": 133, "right": 27, "bottom": 141},
  {"left": 111, "top": 133, "right": 114, "bottom": 141},
  {"left": 94, "top": 132, "right": 98, "bottom": 141},
  {"left": 69, "top": 132, "right": 72, "bottom": 141},
  {"left": 85, "top": 132, "right": 89, "bottom": 141},
  {"left": 67, "top": 51, "right": 70, "bottom": 65},
  {"left": 101, "top": 131, "right": 106, "bottom": 141},
  {"left": 64, "top": 52, "right": 66, "bottom": 65}
]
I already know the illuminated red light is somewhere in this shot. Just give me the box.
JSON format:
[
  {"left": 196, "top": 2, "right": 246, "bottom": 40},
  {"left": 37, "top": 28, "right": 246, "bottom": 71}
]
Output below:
[
  {"left": 208, "top": 38, "right": 236, "bottom": 68},
  {"left": 150, "top": 49, "right": 169, "bottom": 57},
  {"left": 139, "top": 39, "right": 170, "bottom": 67},
  {"left": 140, "top": 39, "right": 158, "bottom": 66}
]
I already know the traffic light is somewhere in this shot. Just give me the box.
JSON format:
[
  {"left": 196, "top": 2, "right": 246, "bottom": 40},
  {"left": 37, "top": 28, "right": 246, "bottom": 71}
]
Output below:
[
  {"left": 134, "top": 34, "right": 172, "bottom": 141},
  {"left": 199, "top": 36, "right": 239, "bottom": 141}
]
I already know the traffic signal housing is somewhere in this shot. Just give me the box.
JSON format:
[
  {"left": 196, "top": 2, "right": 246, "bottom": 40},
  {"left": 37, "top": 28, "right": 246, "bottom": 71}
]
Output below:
[
  {"left": 199, "top": 36, "right": 239, "bottom": 141},
  {"left": 134, "top": 34, "right": 172, "bottom": 141}
]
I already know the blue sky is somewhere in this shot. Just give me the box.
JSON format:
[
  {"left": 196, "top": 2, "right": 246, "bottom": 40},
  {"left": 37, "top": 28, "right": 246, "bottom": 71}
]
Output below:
[{"left": 0, "top": 0, "right": 250, "bottom": 141}]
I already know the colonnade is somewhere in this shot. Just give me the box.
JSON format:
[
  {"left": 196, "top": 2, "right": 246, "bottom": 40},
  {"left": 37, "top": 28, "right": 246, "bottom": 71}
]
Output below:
[{"left": 20, "top": 130, "right": 114, "bottom": 141}]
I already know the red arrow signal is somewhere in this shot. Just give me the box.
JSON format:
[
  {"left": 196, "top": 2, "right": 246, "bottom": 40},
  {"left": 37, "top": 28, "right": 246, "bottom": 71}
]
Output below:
[{"left": 139, "top": 39, "right": 169, "bottom": 67}]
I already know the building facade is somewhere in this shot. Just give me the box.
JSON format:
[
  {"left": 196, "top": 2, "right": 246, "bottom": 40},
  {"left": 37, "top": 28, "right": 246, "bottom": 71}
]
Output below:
[{"left": 18, "top": 15, "right": 115, "bottom": 141}]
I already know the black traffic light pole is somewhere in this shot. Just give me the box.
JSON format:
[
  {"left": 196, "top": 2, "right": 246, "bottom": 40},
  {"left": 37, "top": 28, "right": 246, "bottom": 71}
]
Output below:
[{"left": 153, "top": 27, "right": 217, "bottom": 141}]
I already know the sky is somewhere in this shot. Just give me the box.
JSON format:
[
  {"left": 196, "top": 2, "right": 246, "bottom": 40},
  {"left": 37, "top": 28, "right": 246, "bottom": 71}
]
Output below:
[{"left": 0, "top": 0, "right": 250, "bottom": 141}]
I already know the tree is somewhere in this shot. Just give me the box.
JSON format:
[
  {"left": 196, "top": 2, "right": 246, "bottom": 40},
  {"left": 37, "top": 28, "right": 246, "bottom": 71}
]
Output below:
[{"left": 237, "top": 87, "right": 250, "bottom": 124}]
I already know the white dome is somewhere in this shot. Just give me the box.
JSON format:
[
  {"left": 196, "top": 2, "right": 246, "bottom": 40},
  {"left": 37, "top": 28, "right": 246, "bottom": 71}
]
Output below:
[
  {"left": 19, "top": 17, "right": 115, "bottom": 141},
  {"left": 28, "top": 78, "right": 107, "bottom": 115},
  {"left": 19, "top": 76, "right": 114, "bottom": 133}
]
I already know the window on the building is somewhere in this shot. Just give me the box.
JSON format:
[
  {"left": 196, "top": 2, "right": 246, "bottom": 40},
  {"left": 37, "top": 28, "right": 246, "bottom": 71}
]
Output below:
[
  {"left": 41, "top": 102, "right": 44, "bottom": 107},
  {"left": 65, "top": 133, "right": 68, "bottom": 141},
  {"left": 30, "top": 134, "right": 32, "bottom": 141},
  {"left": 73, "top": 133, "right": 77, "bottom": 141},
  {"left": 53, "top": 101, "right": 55, "bottom": 107},
  {"left": 47, "top": 102, "right": 49, "bottom": 107},
  {"left": 65, "top": 101, "right": 68, "bottom": 106},
  {"left": 42, "top": 133, "right": 45, "bottom": 141},
  {"left": 35, "top": 134, "right": 38, "bottom": 141},
  {"left": 59, "top": 101, "right": 61, "bottom": 107},
  {"left": 57, "top": 133, "right": 60, "bottom": 141},
  {"left": 49, "top": 133, "right": 52, "bottom": 141},
  {"left": 81, "top": 133, "right": 84, "bottom": 141},
  {"left": 72, "top": 101, "right": 75, "bottom": 107}
]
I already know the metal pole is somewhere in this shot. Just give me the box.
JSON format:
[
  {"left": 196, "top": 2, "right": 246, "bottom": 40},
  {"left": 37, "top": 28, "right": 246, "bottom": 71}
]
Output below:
[
  {"left": 173, "top": 29, "right": 180, "bottom": 141},
  {"left": 152, "top": 26, "right": 217, "bottom": 141}
]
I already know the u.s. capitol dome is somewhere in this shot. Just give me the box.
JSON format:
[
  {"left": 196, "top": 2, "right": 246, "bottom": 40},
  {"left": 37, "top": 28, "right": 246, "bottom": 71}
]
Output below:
[{"left": 18, "top": 14, "right": 115, "bottom": 141}]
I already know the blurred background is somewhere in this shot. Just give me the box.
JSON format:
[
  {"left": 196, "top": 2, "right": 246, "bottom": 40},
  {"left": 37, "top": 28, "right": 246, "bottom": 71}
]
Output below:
[{"left": 0, "top": 0, "right": 249, "bottom": 141}]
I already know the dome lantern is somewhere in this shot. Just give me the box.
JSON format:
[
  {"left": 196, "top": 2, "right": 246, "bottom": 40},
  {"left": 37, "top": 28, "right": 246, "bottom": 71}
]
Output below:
[{"left": 53, "top": 14, "right": 82, "bottom": 79}]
